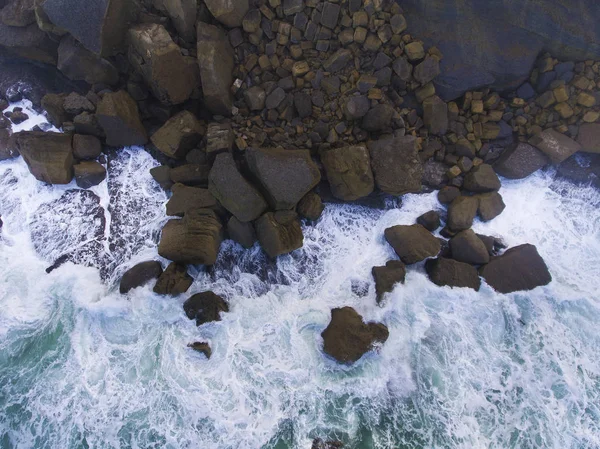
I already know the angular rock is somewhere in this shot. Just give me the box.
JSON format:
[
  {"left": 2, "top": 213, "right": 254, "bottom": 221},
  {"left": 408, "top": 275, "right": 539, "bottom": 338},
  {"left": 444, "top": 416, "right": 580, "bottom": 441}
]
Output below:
[
  {"left": 447, "top": 195, "right": 479, "bottom": 231},
  {"left": 13, "top": 131, "right": 73, "bottom": 184},
  {"left": 73, "top": 112, "right": 105, "bottom": 138},
  {"left": 166, "top": 183, "right": 219, "bottom": 217},
  {"left": 297, "top": 191, "right": 324, "bottom": 221},
  {"left": 170, "top": 163, "right": 210, "bottom": 186},
  {"left": 372, "top": 260, "right": 406, "bottom": 302},
  {"left": 119, "top": 261, "right": 163, "bottom": 294},
  {"left": 96, "top": 90, "right": 147, "bottom": 147},
  {"left": 41, "top": 93, "right": 68, "bottom": 128},
  {"left": 63, "top": 92, "right": 94, "bottom": 115},
  {"left": 413, "top": 56, "right": 441, "bottom": 85},
  {"left": 362, "top": 104, "right": 394, "bottom": 131},
  {"left": 205, "top": 122, "right": 233, "bottom": 157},
  {"left": 150, "top": 165, "right": 173, "bottom": 190},
  {"left": 425, "top": 257, "right": 481, "bottom": 290},
  {"left": 321, "top": 145, "right": 374, "bottom": 201},
  {"left": 244, "top": 86, "right": 266, "bottom": 111},
  {"left": 493, "top": 142, "right": 549, "bottom": 179},
  {"left": 208, "top": 152, "right": 267, "bottom": 222},
  {"left": 294, "top": 92, "right": 312, "bottom": 119},
  {"left": 463, "top": 164, "right": 501, "bottom": 192},
  {"left": 153, "top": 262, "right": 193, "bottom": 295},
  {"left": 576, "top": 123, "right": 600, "bottom": 154},
  {"left": 266, "top": 87, "right": 285, "bottom": 109},
  {"left": 158, "top": 0, "right": 197, "bottom": 42},
  {"left": 417, "top": 210, "right": 441, "bottom": 232},
  {"left": 368, "top": 135, "right": 423, "bottom": 196},
  {"left": 183, "top": 291, "right": 229, "bottom": 325},
  {"left": 321, "top": 307, "right": 389, "bottom": 364},
  {"left": 0, "top": 129, "right": 17, "bottom": 161},
  {"left": 0, "top": 22, "right": 58, "bottom": 65},
  {"left": 384, "top": 224, "right": 441, "bottom": 264},
  {"left": 72, "top": 134, "right": 102, "bottom": 160},
  {"left": 74, "top": 161, "right": 106, "bottom": 188},
  {"left": 480, "top": 244, "right": 552, "bottom": 293},
  {"left": 227, "top": 216, "right": 256, "bottom": 249},
  {"left": 323, "top": 48, "right": 352, "bottom": 73},
  {"left": 450, "top": 229, "right": 490, "bottom": 264},
  {"left": 477, "top": 191, "right": 505, "bottom": 221},
  {"left": 203, "top": 0, "right": 248, "bottom": 27},
  {"left": 422, "top": 160, "right": 448, "bottom": 188},
  {"left": 158, "top": 208, "right": 223, "bottom": 265},
  {"left": 1, "top": 0, "right": 36, "bottom": 27},
  {"left": 529, "top": 129, "right": 582, "bottom": 164},
  {"left": 423, "top": 95, "right": 448, "bottom": 136},
  {"left": 255, "top": 211, "right": 303, "bottom": 258},
  {"left": 151, "top": 111, "right": 203, "bottom": 159},
  {"left": 57, "top": 35, "right": 119, "bottom": 85}
]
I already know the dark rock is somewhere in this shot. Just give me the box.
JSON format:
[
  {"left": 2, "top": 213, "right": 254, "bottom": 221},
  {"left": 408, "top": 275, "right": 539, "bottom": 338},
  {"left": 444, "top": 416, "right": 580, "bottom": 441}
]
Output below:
[
  {"left": 368, "top": 135, "right": 422, "bottom": 196},
  {"left": 9, "top": 109, "right": 28, "bottom": 124},
  {"left": 170, "top": 164, "right": 210, "bottom": 186},
  {"left": 244, "top": 86, "right": 266, "bottom": 110},
  {"left": 227, "top": 216, "right": 256, "bottom": 249},
  {"left": 294, "top": 92, "right": 312, "bottom": 118},
  {"left": 312, "top": 438, "right": 344, "bottom": 449},
  {"left": 321, "top": 144, "right": 374, "bottom": 200},
  {"left": 74, "top": 161, "right": 106, "bottom": 188},
  {"left": 0, "top": 22, "right": 58, "bottom": 65},
  {"left": 577, "top": 123, "right": 600, "bottom": 154},
  {"left": 384, "top": 224, "right": 441, "bottom": 264},
  {"left": 479, "top": 244, "right": 552, "bottom": 293},
  {"left": 423, "top": 95, "right": 448, "bottom": 136},
  {"left": 463, "top": 164, "right": 501, "bottom": 192},
  {"left": 449, "top": 229, "right": 490, "bottom": 264},
  {"left": 13, "top": 131, "right": 73, "bottom": 184},
  {"left": 72, "top": 134, "right": 102, "bottom": 160},
  {"left": 158, "top": 0, "right": 197, "bottom": 42},
  {"left": 392, "top": 56, "right": 412, "bottom": 81},
  {"left": 187, "top": 342, "right": 211, "bottom": 358},
  {"left": 557, "top": 153, "right": 600, "bottom": 187},
  {"left": 57, "top": 35, "right": 119, "bottom": 86},
  {"left": 266, "top": 87, "right": 286, "bottom": 109},
  {"left": 516, "top": 82, "right": 535, "bottom": 100},
  {"left": 73, "top": 112, "right": 105, "bottom": 138},
  {"left": 438, "top": 186, "right": 461, "bottom": 204},
  {"left": 344, "top": 95, "right": 370, "bottom": 120},
  {"left": 150, "top": 165, "right": 173, "bottom": 190},
  {"left": 153, "top": 262, "right": 193, "bottom": 295},
  {"left": 255, "top": 211, "right": 303, "bottom": 258},
  {"left": 205, "top": 122, "right": 233, "bottom": 158},
  {"left": 321, "top": 307, "right": 389, "bottom": 364},
  {"left": 323, "top": 48, "right": 352, "bottom": 72},
  {"left": 150, "top": 111, "right": 203, "bottom": 159},
  {"left": 183, "top": 291, "right": 229, "bottom": 325},
  {"left": 297, "top": 191, "right": 324, "bottom": 221},
  {"left": 203, "top": 0, "right": 248, "bottom": 27},
  {"left": 0, "top": 128, "right": 17, "bottom": 160},
  {"left": 63, "top": 92, "right": 95, "bottom": 115},
  {"left": 493, "top": 142, "right": 549, "bottom": 179},
  {"left": 417, "top": 210, "right": 441, "bottom": 232},
  {"left": 414, "top": 56, "right": 441, "bottom": 85},
  {"left": 447, "top": 195, "right": 479, "bottom": 231},
  {"left": 166, "top": 183, "right": 219, "bottom": 217},
  {"left": 425, "top": 257, "right": 481, "bottom": 290},
  {"left": 477, "top": 192, "right": 505, "bottom": 221},
  {"left": 41, "top": 93, "right": 68, "bottom": 128},
  {"left": 1, "top": 0, "right": 36, "bottom": 27},
  {"left": 529, "top": 129, "right": 582, "bottom": 164},
  {"left": 283, "top": 0, "right": 303, "bottom": 15},
  {"left": 362, "top": 104, "right": 394, "bottom": 131},
  {"left": 209, "top": 152, "right": 267, "bottom": 222},
  {"left": 422, "top": 160, "right": 448, "bottom": 188},
  {"left": 96, "top": 90, "right": 147, "bottom": 147},
  {"left": 158, "top": 208, "right": 223, "bottom": 265},
  {"left": 372, "top": 260, "right": 406, "bottom": 302},
  {"left": 119, "top": 261, "right": 163, "bottom": 294}
]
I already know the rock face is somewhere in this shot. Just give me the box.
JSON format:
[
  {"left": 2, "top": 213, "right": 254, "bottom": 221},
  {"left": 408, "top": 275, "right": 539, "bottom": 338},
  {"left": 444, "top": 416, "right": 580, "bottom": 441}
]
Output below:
[
  {"left": 372, "top": 260, "right": 406, "bottom": 302},
  {"left": 183, "top": 291, "right": 229, "bottom": 325},
  {"left": 321, "top": 307, "right": 389, "bottom": 364},
  {"left": 479, "top": 244, "right": 552, "bottom": 293},
  {"left": 119, "top": 261, "right": 163, "bottom": 294},
  {"left": 245, "top": 147, "right": 321, "bottom": 210},
  {"left": 368, "top": 136, "right": 422, "bottom": 196},
  {"left": 13, "top": 131, "right": 73, "bottom": 184},
  {"left": 57, "top": 35, "right": 119, "bottom": 86},
  {"left": 577, "top": 123, "right": 600, "bottom": 154},
  {"left": 128, "top": 24, "right": 195, "bottom": 106},
  {"left": 450, "top": 229, "right": 490, "bottom": 265},
  {"left": 96, "top": 90, "right": 147, "bottom": 147},
  {"left": 384, "top": 224, "right": 441, "bottom": 264},
  {"left": 42, "top": 0, "right": 132, "bottom": 56},
  {"left": 494, "top": 142, "right": 550, "bottom": 179},
  {"left": 153, "top": 262, "right": 193, "bottom": 295},
  {"left": 197, "top": 22, "right": 234, "bottom": 116},
  {"left": 529, "top": 129, "right": 582, "bottom": 164},
  {"left": 203, "top": 0, "right": 249, "bottom": 27},
  {"left": 166, "top": 183, "right": 219, "bottom": 217},
  {"left": 150, "top": 111, "right": 203, "bottom": 159},
  {"left": 447, "top": 196, "right": 479, "bottom": 231},
  {"left": 320, "top": 145, "right": 374, "bottom": 201},
  {"left": 255, "top": 211, "right": 303, "bottom": 258},
  {"left": 208, "top": 153, "right": 267, "bottom": 222},
  {"left": 74, "top": 161, "right": 106, "bottom": 188},
  {"left": 158, "top": 208, "right": 223, "bottom": 265},
  {"left": 426, "top": 257, "right": 481, "bottom": 290}
]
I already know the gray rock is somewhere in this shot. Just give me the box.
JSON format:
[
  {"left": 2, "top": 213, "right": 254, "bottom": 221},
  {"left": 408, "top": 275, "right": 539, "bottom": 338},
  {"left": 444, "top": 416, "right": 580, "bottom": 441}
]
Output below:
[
  {"left": 243, "top": 85, "right": 266, "bottom": 110},
  {"left": 72, "top": 134, "right": 102, "bottom": 160},
  {"left": 493, "top": 142, "right": 549, "bottom": 179},
  {"left": 266, "top": 87, "right": 286, "bottom": 109},
  {"left": 413, "top": 56, "right": 441, "bottom": 85},
  {"left": 57, "top": 35, "right": 119, "bottom": 85},
  {"left": 158, "top": 0, "right": 197, "bottom": 42},
  {"left": 423, "top": 95, "right": 448, "bottom": 136},
  {"left": 323, "top": 48, "right": 352, "bottom": 72},
  {"left": 283, "top": 0, "right": 303, "bottom": 16},
  {"left": 0, "top": 22, "right": 58, "bottom": 65},
  {"left": 321, "top": 144, "right": 375, "bottom": 200},
  {"left": 344, "top": 95, "right": 370, "bottom": 120},
  {"left": 320, "top": 2, "right": 340, "bottom": 29},
  {"left": 362, "top": 104, "right": 395, "bottom": 131},
  {"left": 577, "top": 123, "right": 600, "bottom": 154},
  {"left": 422, "top": 160, "right": 448, "bottom": 188},
  {"left": 227, "top": 216, "right": 256, "bottom": 249}
]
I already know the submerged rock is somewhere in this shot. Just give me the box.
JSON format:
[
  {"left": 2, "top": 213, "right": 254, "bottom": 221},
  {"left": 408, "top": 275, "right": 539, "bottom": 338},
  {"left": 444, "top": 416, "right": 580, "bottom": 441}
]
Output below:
[
  {"left": 153, "top": 262, "right": 193, "bottom": 295},
  {"left": 183, "top": 291, "right": 229, "bottom": 325},
  {"left": 372, "top": 260, "right": 406, "bottom": 303},
  {"left": 321, "top": 307, "right": 389, "bottom": 364},
  {"left": 425, "top": 257, "right": 481, "bottom": 290},
  {"left": 255, "top": 211, "right": 303, "bottom": 258},
  {"left": 384, "top": 224, "right": 441, "bottom": 264},
  {"left": 119, "top": 261, "right": 163, "bottom": 294}
]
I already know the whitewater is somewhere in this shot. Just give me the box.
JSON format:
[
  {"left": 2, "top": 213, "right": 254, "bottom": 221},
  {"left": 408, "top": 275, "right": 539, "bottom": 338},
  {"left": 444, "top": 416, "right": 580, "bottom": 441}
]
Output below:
[{"left": 0, "top": 101, "right": 599, "bottom": 449}]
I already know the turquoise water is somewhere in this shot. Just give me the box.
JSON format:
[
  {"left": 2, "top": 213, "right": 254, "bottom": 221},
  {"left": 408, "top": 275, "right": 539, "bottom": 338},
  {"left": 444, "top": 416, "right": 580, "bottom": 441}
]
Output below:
[{"left": 1, "top": 103, "right": 599, "bottom": 449}]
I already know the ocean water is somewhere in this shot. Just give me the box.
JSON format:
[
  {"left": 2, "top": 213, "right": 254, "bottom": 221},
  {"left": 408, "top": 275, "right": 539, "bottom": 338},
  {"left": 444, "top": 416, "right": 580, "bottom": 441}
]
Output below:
[{"left": 0, "top": 102, "right": 599, "bottom": 449}]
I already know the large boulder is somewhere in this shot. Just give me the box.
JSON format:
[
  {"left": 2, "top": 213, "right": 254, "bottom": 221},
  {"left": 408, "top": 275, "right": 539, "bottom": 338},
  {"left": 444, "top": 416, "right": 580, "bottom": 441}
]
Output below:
[
  {"left": 13, "top": 131, "right": 73, "bottom": 184},
  {"left": 183, "top": 291, "right": 229, "bottom": 325},
  {"left": 57, "top": 35, "right": 118, "bottom": 85},
  {"left": 576, "top": 123, "right": 600, "bottom": 154},
  {"left": 384, "top": 224, "right": 441, "bottom": 265},
  {"left": 72, "top": 134, "right": 102, "bottom": 160},
  {"left": 255, "top": 211, "right": 303, "bottom": 258},
  {"left": 128, "top": 24, "right": 195, "bottom": 106},
  {"left": 449, "top": 229, "right": 490, "bottom": 265},
  {"left": 529, "top": 129, "right": 582, "bottom": 164},
  {"left": 208, "top": 152, "right": 267, "bottom": 222},
  {"left": 74, "top": 161, "right": 106, "bottom": 188},
  {"left": 158, "top": 208, "right": 223, "bottom": 265},
  {"left": 203, "top": 0, "right": 248, "bottom": 27},
  {"left": 320, "top": 145, "right": 375, "bottom": 201},
  {"left": 494, "top": 142, "right": 550, "bottom": 179},
  {"left": 447, "top": 195, "right": 479, "bottom": 231},
  {"left": 197, "top": 22, "right": 234, "bottom": 116},
  {"left": 245, "top": 147, "right": 321, "bottom": 210},
  {"left": 425, "top": 257, "right": 481, "bottom": 290},
  {"left": 0, "top": 22, "right": 58, "bottom": 64},
  {"left": 150, "top": 111, "right": 203, "bottom": 159},
  {"left": 155, "top": 0, "right": 197, "bottom": 42},
  {"left": 96, "top": 90, "right": 147, "bottom": 147},
  {"left": 41, "top": 0, "right": 133, "bottom": 56},
  {"left": 166, "top": 183, "right": 219, "bottom": 217},
  {"left": 368, "top": 135, "right": 423, "bottom": 196},
  {"left": 119, "top": 260, "right": 163, "bottom": 294},
  {"left": 321, "top": 307, "right": 389, "bottom": 364},
  {"left": 153, "top": 262, "right": 193, "bottom": 295},
  {"left": 480, "top": 244, "right": 552, "bottom": 293},
  {"left": 372, "top": 260, "right": 406, "bottom": 303},
  {"left": 477, "top": 192, "right": 505, "bottom": 221},
  {"left": 463, "top": 164, "right": 501, "bottom": 192}
]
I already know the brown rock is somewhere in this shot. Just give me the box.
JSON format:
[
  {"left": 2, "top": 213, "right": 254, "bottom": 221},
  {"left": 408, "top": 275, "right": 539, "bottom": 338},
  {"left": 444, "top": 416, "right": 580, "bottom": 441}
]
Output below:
[
  {"left": 227, "top": 216, "right": 256, "bottom": 248},
  {"left": 447, "top": 195, "right": 479, "bottom": 231},
  {"left": 151, "top": 111, "right": 203, "bottom": 159},
  {"left": 119, "top": 260, "right": 163, "bottom": 294},
  {"left": 463, "top": 164, "right": 501, "bottom": 192},
  {"left": 493, "top": 142, "right": 549, "bottom": 179},
  {"left": 153, "top": 262, "right": 193, "bottom": 295},
  {"left": 321, "top": 145, "right": 375, "bottom": 201},
  {"left": 57, "top": 35, "right": 119, "bottom": 85},
  {"left": 425, "top": 257, "right": 481, "bottom": 290},
  {"left": 297, "top": 191, "right": 324, "bottom": 221},
  {"left": 417, "top": 210, "right": 441, "bottom": 232},
  {"left": 368, "top": 136, "right": 423, "bottom": 196},
  {"left": 166, "top": 183, "right": 219, "bottom": 217},
  {"left": 72, "top": 134, "right": 102, "bottom": 160},
  {"left": 449, "top": 229, "right": 490, "bottom": 264},
  {"left": 372, "top": 260, "right": 406, "bottom": 302},
  {"left": 576, "top": 123, "right": 600, "bottom": 154},
  {"left": 96, "top": 90, "right": 147, "bottom": 147},
  {"left": 74, "top": 161, "right": 106, "bottom": 188},
  {"left": 477, "top": 191, "right": 505, "bottom": 221},
  {"left": 203, "top": 0, "right": 249, "bottom": 27},
  {"left": 384, "top": 224, "right": 441, "bottom": 264},
  {"left": 183, "top": 291, "right": 229, "bottom": 325},
  {"left": 528, "top": 129, "right": 582, "bottom": 164},
  {"left": 14, "top": 131, "right": 74, "bottom": 184},
  {"left": 255, "top": 211, "right": 303, "bottom": 258}
]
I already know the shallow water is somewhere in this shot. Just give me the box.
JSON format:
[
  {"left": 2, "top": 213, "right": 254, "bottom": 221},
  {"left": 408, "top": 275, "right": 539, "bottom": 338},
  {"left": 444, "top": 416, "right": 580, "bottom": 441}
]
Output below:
[{"left": 0, "top": 103, "right": 599, "bottom": 449}]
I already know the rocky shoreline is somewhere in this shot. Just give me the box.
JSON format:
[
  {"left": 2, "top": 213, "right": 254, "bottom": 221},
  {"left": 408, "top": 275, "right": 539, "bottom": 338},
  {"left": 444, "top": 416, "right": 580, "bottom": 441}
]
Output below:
[{"left": 0, "top": 0, "right": 599, "bottom": 420}]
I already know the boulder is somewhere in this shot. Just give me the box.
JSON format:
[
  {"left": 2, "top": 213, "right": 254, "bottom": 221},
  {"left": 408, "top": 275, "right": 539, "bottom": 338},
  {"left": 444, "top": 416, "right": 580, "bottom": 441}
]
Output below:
[
  {"left": 245, "top": 147, "right": 321, "bottom": 210},
  {"left": 423, "top": 95, "right": 448, "bottom": 136},
  {"left": 157, "top": 0, "right": 197, "bottom": 42},
  {"left": 183, "top": 291, "right": 229, "bottom": 325},
  {"left": 203, "top": 0, "right": 249, "bottom": 27},
  {"left": 362, "top": 103, "right": 395, "bottom": 131},
  {"left": 417, "top": 210, "right": 441, "bottom": 232},
  {"left": 557, "top": 153, "right": 600, "bottom": 188},
  {"left": 41, "top": 0, "right": 132, "bottom": 56},
  {"left": 63, "top": 92, "right": 94, "bottom": 115},
  {"left": 529, "top": 129, "right": 582, "bottom": 164},
  {"left": 422, "top": 159, "right": 448, "bottom": 188},
  {"left": 0, "top": 22, "right": 58, "bottom": 65},
  {"left": 73, "top": 112, "right": 104, "bottom": 138},
  {"left": 227, "top": 216, "right": 256, "bottom": 249},
  {"left": 96, "top": 90, "right": 147, "bottom": 147},
  {"left": 493, "top": 142, "right": 549, "bottom": 179},
  {"left": 119, "top": 261, "right": 163, "bottom": 294},
  {"left": 13, "top": 131, "right": 73, "bottom": 184},
  {"left": 150, "top": 165, "right": 173, "bottom": 190},
  {"left": 255, "top": 211, "right": 303, "bottom": 258},
  {"left": 74, "top": 161, "right": 106, "bottom": 188},
  {"left": 41, "top": 93, "right": 68, "bottom": 128},
  {"left": 208, "top": 152, "right": 267, "bottom": 222},
  {"left": 321, "top": 307, "right": 389, "bottom": 364},
  {"left": 368, "top": 136, "right": 423, "bottom": 196},
  {"left": 425, "top": 257, "right": 481, "bottom": 290},
  {"left": 197, "top": 22, "right": 234, "bottom": 116},
  {"left": 372, "top": 260, "right": 406, "bottom": 302},
  {"left": 384, "top": 224, "right": 441, "bottom": 264},
  {"left": 128, "top": 24, "right": 195, "bottom": 106},
  {"left": 320, "top": 145, "right": 375, "bottom": 201},
  {"left": 158, "top": 208, "right": 223, "bottom": 265},
  {"left": 449, "top": 229, "right": 490, "bottom": 264},
  {"left": 479, "top": 244, "right": 552, "bottom": 293},
  {"left": 166, "top": 183, "right": 219, "bottom": 217},
  {"left": 153, "top": 262, "right": 193, "bottom": 295},
  {"left": 297, "top": 191, "right": 324, "bottom": 221},
  {"left": 150, "top": 111, "right": 203, "bottom": 159},
  {"left": 57, "top": 35, "right": 118, "bottom": 85},
  {"left": 205, "top": 122, "right": 233, "bottom": 158},
  {"left": 243, "top": 86, "right": 266, "bottom": 110},
  {"left": 477, "top": 191, "right": 505, "bottom": 221},
  {"left": 72, "top": 134, "right": 102, "bottom": 160},
  {"left": 576, "top": 123, "right": 600, "bottom": 154},
  {"left": 447, "top": 195, "right": 479, "bottom": 231},
  {"left": 463, "top": 164, "right": 501, "bottom": 192},
  {"left": 187, "top": 342, "right": 211, "bottom": 358},
  {"left": 170, "top": 164, "right": 210, "bottom": 186},
  {"left": 413, "top": 56, "right": 441, "bottom": 84},
  {"left": 344, "top": 95, "right": 370, "bottom": 120},
  {"left": 438, "top": 186, "right": 461, "bottom": 204}
]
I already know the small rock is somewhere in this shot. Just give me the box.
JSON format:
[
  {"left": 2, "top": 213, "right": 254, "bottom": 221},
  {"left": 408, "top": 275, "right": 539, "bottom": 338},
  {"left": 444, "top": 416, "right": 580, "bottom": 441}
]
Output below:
[
  {"left": 405, "top": 41, "right": 425, "bottom": 61},
  {"left": 187, "top": 342, "right": 211, "bottom": 358},
  {"left": 205, "top": 122, "right": 234, "bottom": 157},
  {"left": 344, "top": 95, "right": 370, "bottom": 120},
  {"left": 266, "top": 87, "right": 286, "bottom": 109},
  {"left": 243, "top": 86, "right": 266, "bottom": 110},
  {"left": 413, "top": 56, "right": 440, "bottom": 85},
  {"left": 183, "top": 291, "right": 229, "bottom": 325}
]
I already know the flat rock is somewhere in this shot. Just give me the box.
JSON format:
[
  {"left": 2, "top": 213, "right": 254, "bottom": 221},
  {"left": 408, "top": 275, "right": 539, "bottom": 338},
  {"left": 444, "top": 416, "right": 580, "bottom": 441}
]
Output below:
[
  {"left": 13, "top": 131, "right": 74, "bottom": 184},
  {"left": 150, "top": 111, "right": 203, "bottom": 159},
  {"left": 463, "top": 164, "right": 501, "bottom": 192},
  {"left": 384, "top": 224, "right": 441, "bottom": 265},
  {"left": 450, "top": 229, "right": 490, "bottom": 264},
  {"left": 183, "top": 291, "right": 229, "bottom": 325},
  {"left": 372, "top": 260, "right": 406, "bottom": 303},
  {"left": 119, "top": 261, "right": 163, "bottom": 294},
  {"left": 494, "top": 142, "right": 549, "bottom": 179},
  {"left": 321, "top": 144, "right": 374, "bottom": 200},
  {"left": 529, "top": 129, "right": 582, "bottom": 164},
  {"left": 255, "top": 211, "right": 303, "bottom": 258},
  {"left": 96, "top": 90, "right": 147, "bottom": 147},
  {"left": 447, "top": 195, "right": 479, "bottom": 231},
  {"left": 153, "top": 262, "right": 193, "bottom": 295},
  {"left": 425, "top": 257, "right": 481, "bottom": 290},
  {"left": 166, "top": 183, "right": 219, "bottom": 217}
]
